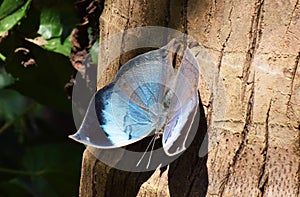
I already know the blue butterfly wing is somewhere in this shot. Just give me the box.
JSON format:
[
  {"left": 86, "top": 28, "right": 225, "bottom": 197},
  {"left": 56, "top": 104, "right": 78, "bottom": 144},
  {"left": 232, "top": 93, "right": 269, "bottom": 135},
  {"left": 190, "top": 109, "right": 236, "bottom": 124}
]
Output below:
[
  {"left": 69, "top": 93, "right": 114, "bottom": 147},
  {"left": 114, "top": 46, "right": 175, "bottom": 112},
  {"left": 94, "top": 82, "right": 157, "bottom": 146}
]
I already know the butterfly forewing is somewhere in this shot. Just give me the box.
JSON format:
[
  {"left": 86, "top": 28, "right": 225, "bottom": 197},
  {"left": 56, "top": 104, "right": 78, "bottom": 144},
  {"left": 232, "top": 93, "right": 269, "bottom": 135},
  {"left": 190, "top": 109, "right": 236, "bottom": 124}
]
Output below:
[{"left": 114, "top": 47, "right": 175, "bottom": 113}]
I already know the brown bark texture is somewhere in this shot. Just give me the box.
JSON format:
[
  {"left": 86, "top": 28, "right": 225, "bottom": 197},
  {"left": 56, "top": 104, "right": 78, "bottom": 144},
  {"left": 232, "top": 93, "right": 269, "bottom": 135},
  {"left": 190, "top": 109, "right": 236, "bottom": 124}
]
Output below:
[{"left": 78, "top": 0, "right": 300, "bottom": 196}]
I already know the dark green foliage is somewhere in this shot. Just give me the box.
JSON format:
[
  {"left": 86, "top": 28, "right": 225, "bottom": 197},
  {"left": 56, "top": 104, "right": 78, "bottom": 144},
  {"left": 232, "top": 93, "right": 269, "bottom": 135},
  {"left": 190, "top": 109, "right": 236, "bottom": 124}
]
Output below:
[{"left": 0, "top": 0, "right": 84, "bottom": 196}]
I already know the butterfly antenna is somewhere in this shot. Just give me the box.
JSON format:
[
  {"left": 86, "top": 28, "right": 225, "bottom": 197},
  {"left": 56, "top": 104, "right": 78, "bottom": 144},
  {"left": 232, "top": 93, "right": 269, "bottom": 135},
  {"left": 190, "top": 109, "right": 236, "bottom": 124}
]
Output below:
[{"left": 136, "top": 133, "right": 157, "bottom": 167}]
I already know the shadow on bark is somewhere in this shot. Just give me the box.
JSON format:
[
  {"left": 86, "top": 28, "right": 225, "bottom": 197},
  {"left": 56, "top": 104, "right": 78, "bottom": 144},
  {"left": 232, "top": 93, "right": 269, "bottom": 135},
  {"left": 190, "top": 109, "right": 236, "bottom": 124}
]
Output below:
[{"left": 168, "top": 98, "right": 208, "bottom": 197}]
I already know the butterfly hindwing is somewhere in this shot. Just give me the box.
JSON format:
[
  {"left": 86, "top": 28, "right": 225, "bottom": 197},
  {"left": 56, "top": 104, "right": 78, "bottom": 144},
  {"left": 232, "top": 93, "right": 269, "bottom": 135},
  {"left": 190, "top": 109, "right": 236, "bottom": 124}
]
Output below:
[
  {"left": 163, "top": 94, "right": 199, "bottom": 156},
  {"left": 162, "top": 47, "right": 200, "bottom": 156},
  {"left": 95, "top": 82, "right": 157, "bottom": 146}
]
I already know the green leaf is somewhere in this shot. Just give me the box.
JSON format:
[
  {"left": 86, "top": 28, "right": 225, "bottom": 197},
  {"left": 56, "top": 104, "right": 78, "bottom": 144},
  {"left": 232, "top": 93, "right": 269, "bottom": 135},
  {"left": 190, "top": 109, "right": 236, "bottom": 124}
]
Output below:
[
  {"left": 20, "top": 143, "right": 82, "bottom": 196},
  {"left": 0, "top": 142, "right": 83, "bottom": 196},
  {"left": 0, "top": 52, "right": 6, "bottom": 61},
  {"left": 90, "top": 41, "right": 99, "bottom": 64},
  {"left": 42, "top": 35, "right": 72, "bottom": 57},
  {"left": 32, "top": 6, "right": 78, "bottom": 56},
  {"left": 0, "top": 0, "right": 26, "bottom": 20},
  {"left": 0, "top": 179, "right": 31, "bottom": 197},
  {"left": 0, "top": 68, "right": 15, "bottom": 89},
  {"left": 12, "top": 176, "right": 58, "bottom": 197},
  {"left": 0, "top": 89, "right": 26, "bottom": 121},
  {"left": 38, "top": 9, "right": 62, "bottom": 39},
  {"left": 0, "top": 0, "right": 32, "bottom": 35}
]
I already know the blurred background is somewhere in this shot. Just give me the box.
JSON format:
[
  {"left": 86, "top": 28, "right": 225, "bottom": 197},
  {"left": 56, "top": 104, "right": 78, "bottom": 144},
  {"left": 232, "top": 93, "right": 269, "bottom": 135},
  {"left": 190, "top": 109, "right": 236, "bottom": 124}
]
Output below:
[{"left": 0, "top": 0, "right": 101, "bottom": 196}]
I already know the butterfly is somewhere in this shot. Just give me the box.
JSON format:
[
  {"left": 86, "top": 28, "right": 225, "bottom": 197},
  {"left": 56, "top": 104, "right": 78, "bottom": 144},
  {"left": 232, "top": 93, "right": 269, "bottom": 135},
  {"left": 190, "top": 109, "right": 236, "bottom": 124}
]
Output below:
[{"left": 69, "top": 39, "right": 200, "bottom": 159}]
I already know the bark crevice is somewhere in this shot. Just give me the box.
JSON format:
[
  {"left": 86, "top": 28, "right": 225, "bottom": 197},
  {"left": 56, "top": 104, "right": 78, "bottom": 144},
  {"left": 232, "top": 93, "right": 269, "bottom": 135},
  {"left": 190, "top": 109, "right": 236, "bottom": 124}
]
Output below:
[
  {"left": 164, "top": 0, "right": 171, "bottom": 27},
  {"left": 92, "top": 159, "right": 100, "bottom": 196},
  {"left": 258, "top": 99, "right": 272, "bottom": 196},
  {"left": 286, "top": 0, "right": 299, "bottom": 34},
  {"left": 287, "top": 51, "right": 300, "bottom": 117},
  {"left": 241, "top": 0, "right": 264, "bottom": 101},
  {"left": 220, "top": 74, "right": 255, "bottom": 196},
  {"left": 182, "top": 0, "right": 189, "bottom": 35},
  {"left": 297, "top": 156, "right": 300, "bottom": 197},
  {"left": 216, "top": 0, "right": 233, "bottom": 72},
  {"left": 119, "top": 0, "right": 135, "bottom": 69}
]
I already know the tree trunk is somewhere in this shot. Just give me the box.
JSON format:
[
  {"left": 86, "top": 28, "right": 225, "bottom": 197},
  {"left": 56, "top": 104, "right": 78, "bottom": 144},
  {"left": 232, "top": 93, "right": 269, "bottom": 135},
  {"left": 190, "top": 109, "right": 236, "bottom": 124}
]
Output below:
[{"left": 78, "top": 0, "right": 299, "bottom": 196}]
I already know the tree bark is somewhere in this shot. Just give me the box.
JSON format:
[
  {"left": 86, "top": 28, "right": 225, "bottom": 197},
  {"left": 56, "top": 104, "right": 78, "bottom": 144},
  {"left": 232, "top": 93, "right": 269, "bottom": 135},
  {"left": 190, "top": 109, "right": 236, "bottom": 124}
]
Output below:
[{"left": 79, "top": 0, "right": 299, "bottom": 196}]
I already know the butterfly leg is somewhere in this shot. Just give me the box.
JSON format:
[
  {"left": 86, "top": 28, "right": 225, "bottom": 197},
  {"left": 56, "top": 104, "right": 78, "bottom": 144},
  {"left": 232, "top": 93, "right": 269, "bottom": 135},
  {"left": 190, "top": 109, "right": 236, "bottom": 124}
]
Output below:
[
  {"left": 146, "top": 129, "right": 160, "bottom": 169},
  {"left": 136, "top": 131, "right": 157, "bottom": 168}
]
